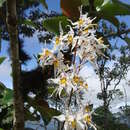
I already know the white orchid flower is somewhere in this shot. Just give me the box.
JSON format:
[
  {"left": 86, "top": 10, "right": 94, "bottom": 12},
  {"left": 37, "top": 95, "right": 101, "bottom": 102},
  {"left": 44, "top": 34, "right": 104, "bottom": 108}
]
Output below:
[
  {"left": 54, "top": 110, "right": 86, "bottom": 130},
  {"left": 39, "top": 48, "right": 54, "bottom": 66},
  {"left": 68, "top": 6, "right": 96, "bottom": 30},
  {"left": 54, "top": 108, "right": 97, "bottom": 130},
  {"left": 53, "top": 22, "right": 65, "bottom": 51},
  {"left": 48, "top": 72, "right": 76, "bottom": 97}
]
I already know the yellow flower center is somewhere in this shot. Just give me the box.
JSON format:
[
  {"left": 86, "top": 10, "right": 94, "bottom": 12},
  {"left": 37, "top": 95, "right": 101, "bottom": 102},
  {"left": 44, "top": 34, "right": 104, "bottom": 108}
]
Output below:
[
  {"left": 67, "top": 35, "right": 73, "bottom": 43},
  {"left": 55, "top": 37, "right": 60, "bottom": 45},
  {"left": 71, "top": 120, "right": 76, "bottom": 128},
  {"left": 73, "top": 76, "right": 80, "bottom": 84},
  {"left": 78, "top": 18, "right": 84, "bottom": 26},
  {"left": 83, "top": 28, "right": 89, "bottom": 33},
  {"left": 39, "top": 54, "right": 43, "bottom": 60},
  {"left": 85, "top": 105, "right": 90, "bottom": 112},
  {"left": 84, "top": 83, "right": 88, "bottom": 89},
  {"left": 60, "top": 77, "right": 67, "bottom": 85},
  {"left": 54, "top": 59, "right": 59, "bottom": 68},
  {"left": 45, "top": 50, "right": 51, "bottom": 56},
  {"left": 84, "top": 115, "right": 91, "bottom": 124},
  {"left": 79, "top": 80, "right": 84, "bottom": 86}
]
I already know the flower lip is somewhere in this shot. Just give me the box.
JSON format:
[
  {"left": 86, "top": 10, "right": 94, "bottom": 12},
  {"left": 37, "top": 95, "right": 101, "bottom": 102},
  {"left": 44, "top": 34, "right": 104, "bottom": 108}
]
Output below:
[
  {"left": 84, "top": 115, "right": 91, "bottom": 124},
  {"left": 60, "top": 77, "right": 67, "bottom": 85},
  {"left": 78, "top": 18, "right": 84, "bottom": 26},
  {"left": 73, "top": 75, "right": 80, "bottom": 84},
  {"left": 55, "top": 37, "right": 60, "bottom": 45},
  {"left": 71, "top": 119, "right": 76, "bottom": 128},
  {"left": 67, "top": 35, "right": 73, "bottom": 43}
]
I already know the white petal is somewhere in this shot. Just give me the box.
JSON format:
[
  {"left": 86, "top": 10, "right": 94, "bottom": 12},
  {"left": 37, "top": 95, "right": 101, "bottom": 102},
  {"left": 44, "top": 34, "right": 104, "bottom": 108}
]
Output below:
[
  {"left": 77, "top": 121, "right": 85, "bottom": 130},
  {"left": 53, "top": 114, "right": 65, "bottom": 122}
]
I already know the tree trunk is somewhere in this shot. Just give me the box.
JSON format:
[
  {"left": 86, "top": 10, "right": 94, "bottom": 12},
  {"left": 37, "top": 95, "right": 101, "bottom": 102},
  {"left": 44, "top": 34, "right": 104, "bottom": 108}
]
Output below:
[
  {"left": 6, "top": 0, "right": 24, "bottom": 130},
  {"left": 103, "top": 98, "right": 109, "bottom": 130},
  {"left": 100, "top": 77, "right": 109, "bottom": 130},
  {"left": 103, "top": 88, "right": 109, "bottom": 130}
]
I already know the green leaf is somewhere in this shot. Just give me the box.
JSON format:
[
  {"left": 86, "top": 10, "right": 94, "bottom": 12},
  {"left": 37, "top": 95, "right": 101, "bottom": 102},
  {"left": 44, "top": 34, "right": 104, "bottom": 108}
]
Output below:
[
  {"left": 0, "top": 81, "right": 6, "bottom": 92},
  {"left": 0, "top": 0, "right": 6, "bottom": 7},
  {"left": 81, "top": 0, "right": 104, "bottom": 8},
  {"left": 0, "top": 57, "right": 6, "bottom": 64},
  {"left": 40, "top": 0, "right": 48, "bottom": 9},
  {"left": 0, "top": 87, "right": 13, "bottom": 106},
  {"left": 24, "top": 108, "right": 40, "bottom": 121},
  {"left": 98, "top": 0, "right": 130, "bottom": 16},
  {"left": 96, "top": 0, "right": 130, "bottom": 28},
  {"left": 43, "top": 16, "right": 70, "bottom": 35},
  {"left": 81, "top": 0, "right": 89, "bottom": 6},
  {"left": 0, "top": 128, "right": 4, "bottom": 130},
  {"left": 94, "top": 0, "right": 104, "bottom": 8}
]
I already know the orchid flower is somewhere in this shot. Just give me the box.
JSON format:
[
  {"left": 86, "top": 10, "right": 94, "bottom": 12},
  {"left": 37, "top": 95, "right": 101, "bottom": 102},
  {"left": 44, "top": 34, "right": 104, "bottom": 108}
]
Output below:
[
  {"left": 54, "top": 108, "right": 97, "bottom": 130},
  {"left": 39, "top": 48, "right": 54, "bottom": 65}
]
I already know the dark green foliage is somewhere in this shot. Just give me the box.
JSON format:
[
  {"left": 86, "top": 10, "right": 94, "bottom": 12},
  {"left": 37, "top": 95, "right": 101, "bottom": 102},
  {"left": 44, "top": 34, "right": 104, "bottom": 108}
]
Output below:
[
  {"left": 19, "top": 40, "right": 31, "bottom": 64},
  {"left": 0, "top": 84, "right": 13, "bottom": 130},
  {"left": 43, "top": 16, "right": 71, "bottom": 35},
  {"left": 21, "top": 66, "right": 54, "bottom": 99},
  {"left": 0, "top": 82, "right": 60, "bottom": 129},
  {"left": 0, "top": 57, "right": 6, "bottom": 64},
  {"left": 27, "top": 96, "right": 61, "bottom": 125},
  {"left": 93, "top": 106, "right": 115, "bottom": 128},
  {"left": 92, "top": 106, "right": 130, "bottom": 130}
]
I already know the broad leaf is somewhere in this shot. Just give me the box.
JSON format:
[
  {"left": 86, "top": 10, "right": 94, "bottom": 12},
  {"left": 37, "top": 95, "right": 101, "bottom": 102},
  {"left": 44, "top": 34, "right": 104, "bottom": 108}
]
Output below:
[
  {"left": 98, "top": 0, "right": 130, "bottom": 16},
  {"left": 81, "top": 0, "right": 89, "bottom": 6},
  {"left": 43, "top": 16, "right": 71, "bottom": 35},
  {"left": 0, "top": 57, "right": 6, "bottom": 64},
  {"left": 81, "top": 0, "right": 104, "bottom": 8},
  {"left": 94, "top": 0, "right": 104, "bottom": 9}
]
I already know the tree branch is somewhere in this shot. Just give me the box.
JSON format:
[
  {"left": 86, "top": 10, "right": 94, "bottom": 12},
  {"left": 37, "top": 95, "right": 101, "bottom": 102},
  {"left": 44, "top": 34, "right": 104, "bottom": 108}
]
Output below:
[{"left": 104, "top": 29, "right": 130, "bottom": 38}]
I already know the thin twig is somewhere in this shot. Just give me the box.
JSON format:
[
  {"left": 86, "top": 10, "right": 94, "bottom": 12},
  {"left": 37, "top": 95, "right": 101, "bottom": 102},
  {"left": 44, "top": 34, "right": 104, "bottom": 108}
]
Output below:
[{"left": 104, "top": 29, "right": 130, "bottom": 38}]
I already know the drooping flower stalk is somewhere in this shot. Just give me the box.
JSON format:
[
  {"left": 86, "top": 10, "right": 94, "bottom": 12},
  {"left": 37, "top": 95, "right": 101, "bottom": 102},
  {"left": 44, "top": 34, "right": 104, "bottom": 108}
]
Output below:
[{"left": 39, "top": 6, "right": 108, "bottom": 130}]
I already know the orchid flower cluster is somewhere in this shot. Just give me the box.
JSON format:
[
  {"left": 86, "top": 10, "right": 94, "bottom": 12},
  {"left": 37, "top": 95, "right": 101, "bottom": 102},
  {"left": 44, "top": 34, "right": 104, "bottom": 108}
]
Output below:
[{"left": 39, "top": 7, "right": 107, "bottom": 130}]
